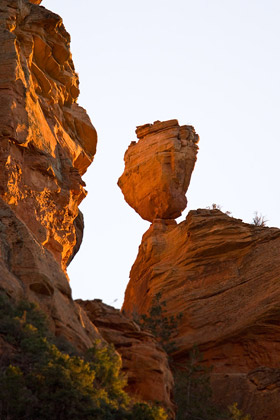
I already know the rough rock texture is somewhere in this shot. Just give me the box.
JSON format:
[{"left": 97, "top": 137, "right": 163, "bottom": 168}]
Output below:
[
  {"left": 122, "top": 209, "right": 280, "bottom": 418},
  {"left": 0, "top": 193, "right": 101, "bottom": 350},
  {"left": 0, "top": 0, "right": 99, "bottom": 350},
  {"left": 0, "top": 0, "right": 97, "bottom": 271},
  {"left": 0, "top": 2, "right": 175, "bottom": 412},
  {"left": 77, "top": 299, "right": 175, "bottom": 415},
  {"left": 118, "top": 120, "right": 199, "bottom": 222}
]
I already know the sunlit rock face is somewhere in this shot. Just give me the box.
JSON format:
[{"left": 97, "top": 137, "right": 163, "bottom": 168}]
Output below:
[
  {"left": 0, "top": 0, "right": 97, "bottom": 271},
  {"left": 122, "top": 209, "right": 280, "bottom": 419},
  {"left": 118, "top": 120, "right": 199, "bottom": 222},
  {"left": 0, "top": 0, "right": 99, "bottom": 349},
  {"left": 77, "top": 299, "right": 175, "bottom": 416}
]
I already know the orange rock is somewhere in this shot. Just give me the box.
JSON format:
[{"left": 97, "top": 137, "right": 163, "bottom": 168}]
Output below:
[
  {"left": 118, "top": 120, "right": 199, "bottom": 222},
  {"left": 0, "top": 4, "right": 174, "bottom": 413},
  {"left": 0, "top": 0, "right": 100, "bottom": 350},
  {"left": 0, "top": 196, "right": 101, "bottom": 350},
  {"left": 0, "top": 0, "right": 97, "bottom": 271},
  {"left": 122, "top": 209, "right": 280, "bottom": 418},
  {"left": 77, "top": 299, "right": 175, "bottom": 416}
]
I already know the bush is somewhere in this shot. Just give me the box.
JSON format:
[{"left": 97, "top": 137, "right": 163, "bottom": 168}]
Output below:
[
  {"left": 228, "top": 403, "right": 251, "bottom": 420},
  {"left": 136, "top": 292, "right": 182, "bottom": 354},
  {"left": 137, "top": 293, "right": 251, "bottom": 420},
  {"left": 0, "top": 293, "right": 167, "bottom": 420},
  {"left": 174, "top": 348, "right": 223, "bottom": 420},
  {"left": 252, "top": 211, "right": 267, "bottom": 227}
]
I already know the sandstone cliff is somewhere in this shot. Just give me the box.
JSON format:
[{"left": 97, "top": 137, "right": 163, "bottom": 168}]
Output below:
[
  {"left": 120, "top": 121, "right": 280, "bottom": 418},
  {"left": 0, "top": 0, "right": 174, "bottom": 413},
  {"left": 0, "top": 0, "right": 97, "bottom": 271},
  {"left": 3, "top": 0, "right": 280, "bottom": 417},
  {"left": 78, "top": 299, "right": 174, "bottom": 414},
  {"left": 0, "top": 0, "right": 100, "bottom": 349}
]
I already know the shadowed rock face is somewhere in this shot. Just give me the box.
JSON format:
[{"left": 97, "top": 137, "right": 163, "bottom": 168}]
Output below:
[
  {"left": 118, "top": 120, "right": 199, "bottom": 222},
  {"left": 0, "top": 196, "right": 101, "bottom": 350},
  {"left": 0, "top": 0, "right": 97, "bottom": 270},
  {"left": 122, "top": 209, "right": 280, "bottom": 418},
  {"left": 77, "top": 299, "right": 175, "bottom": 416}
]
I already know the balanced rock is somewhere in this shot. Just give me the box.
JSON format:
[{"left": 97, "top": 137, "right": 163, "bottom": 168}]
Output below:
[
  {"left": 122, "top": 209, "right": 280, "bottom": 419},
  {"left": 118, "top": 120, "right": 199, "bottom": 222}
]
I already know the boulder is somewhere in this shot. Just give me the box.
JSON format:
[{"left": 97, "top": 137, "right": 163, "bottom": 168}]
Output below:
[{"left": 118, "top": 120, "right": 199, "bottom": 222}]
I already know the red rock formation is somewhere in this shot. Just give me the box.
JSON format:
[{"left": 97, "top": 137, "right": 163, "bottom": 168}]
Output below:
[
  {"left": 118, "top": 120, "right": 199, "bottom": 222},
  {"left": 0, "top": 0, "right": 97, "bottom": 271},
  {"left": 0, "top": 196, "right": 101, "bottom": 350},
  {"left": 0, "top": 2, "right": 174, "bottom": 412},
  {"left": 0, "top": 0, "right": 99, "bottom": 349},
  {"left": 122, "top": 209, "right": 280, "bottom": 418},
  {"left": 78, "top": 299, "right": 175, "bottom": 415}
]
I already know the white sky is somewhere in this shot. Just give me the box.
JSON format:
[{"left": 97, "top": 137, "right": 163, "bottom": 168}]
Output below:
[{"left": 43, "top": 0, "right": 280, "bottom": 308}]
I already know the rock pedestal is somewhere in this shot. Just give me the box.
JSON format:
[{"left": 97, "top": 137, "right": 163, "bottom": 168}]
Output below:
[{"left": 122, "top": 209, "right": 280, "bottom": 419}]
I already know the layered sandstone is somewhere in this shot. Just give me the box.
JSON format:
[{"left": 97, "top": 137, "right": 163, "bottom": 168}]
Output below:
[
  {"left": 0, "top": 0, "right": 99, "bottom": 349},
  {"left": 0, "top": 2, "right": 174, "bottom": 412},
  {"left": 0, "top": 196, "right": 101, "bottom": 350},
  {"left": 122, "top": 209, "right": 280, "bottom": 418},
  {"left": 0, "top": 0, "right": 97, "bottom": 271},
  {"left": 118, "top": 120, "right": 199, "bottom": 222},
  {"left": 78, "top": 299, "right": 175, "bottom": 415}
]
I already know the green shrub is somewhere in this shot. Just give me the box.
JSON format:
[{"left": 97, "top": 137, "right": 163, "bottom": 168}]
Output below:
[
  {"left": 228, "top": 403, "right": 251, "bottom": 420},
  {"left": 136, "top": 292, "right": 182, "bottom": 354},
  {"left": 0, "top": 292, "right": 167, "bottom": 420},
  {"left": 137, "top": 293, "right": 251, "bottom": 420},
  {"left": 174, "top": 347, "right": 223, "bottom": 420}
]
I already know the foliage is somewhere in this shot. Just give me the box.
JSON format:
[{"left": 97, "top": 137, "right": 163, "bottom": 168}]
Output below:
[
  {"left": 174, "top": 347, "right": 224, "bottom": 420},
  {"left": 137, "top": 292, "right": 182, "bottom": 353},
  {"left": 174, "top": 351, "right": 252, "bottom": 420},
  {"left": 207, "top": 203, "right": 232, "bottom": 216},
  {"left": 0, "top": 293, "right": 166, "bottom": 420},
  {"left": 137, "top": 293, "right": 251, "bottom": 420},
  {"left": 252, "top": 211, "right": 267, "bottom": 227},
  {"left": 227, "top": 403, "right": 251, "bottom": 420},
  {"left": 208, "top": 203, "right": 222, "bottom": 210},
  {"left": 131, "top": 403, "right": 168, "bottom": 420}
]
